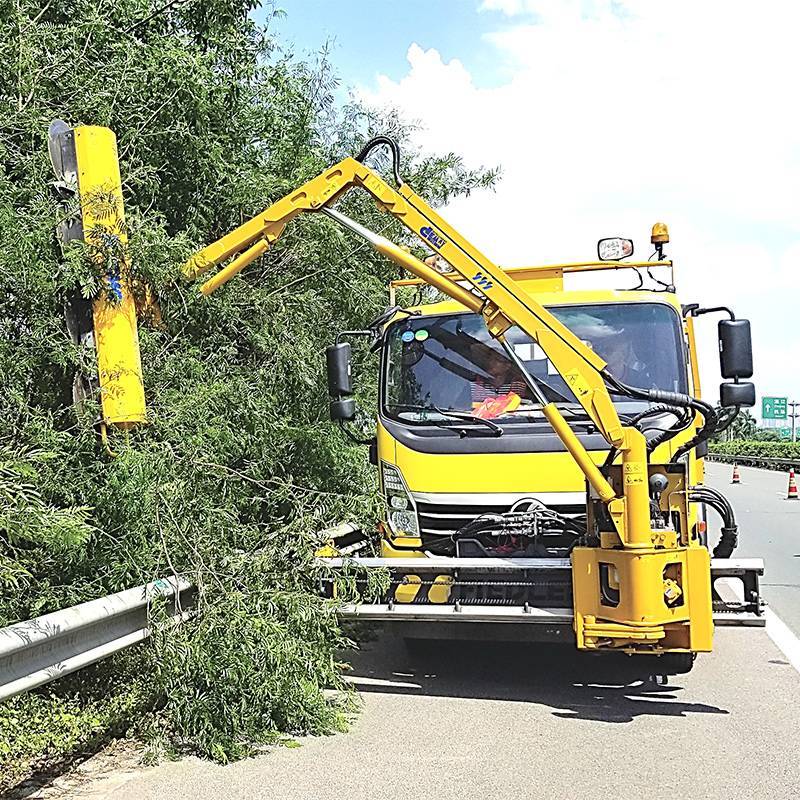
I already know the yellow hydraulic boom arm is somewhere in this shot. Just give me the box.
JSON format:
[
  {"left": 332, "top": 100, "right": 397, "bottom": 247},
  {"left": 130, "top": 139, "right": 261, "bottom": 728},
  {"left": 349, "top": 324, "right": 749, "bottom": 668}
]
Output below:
[
  {"left": 185, "top": 137, "right": 715, "bottom": 654},
  {"left": 185, "top": 138, "right": 653, "bottom": 546}
]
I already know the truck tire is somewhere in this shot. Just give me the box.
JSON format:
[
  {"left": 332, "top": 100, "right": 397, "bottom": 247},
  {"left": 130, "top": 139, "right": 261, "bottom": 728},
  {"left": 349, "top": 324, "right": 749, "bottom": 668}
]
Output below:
[{"left": 645, "top": 652, "right": 696, "bottom": 676}]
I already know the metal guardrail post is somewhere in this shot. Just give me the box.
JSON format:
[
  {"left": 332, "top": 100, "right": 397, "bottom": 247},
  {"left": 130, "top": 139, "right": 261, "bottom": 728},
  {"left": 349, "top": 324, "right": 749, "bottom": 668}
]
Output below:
[{"left": 0, "top": 577, "right": 194, "bottom": 702}]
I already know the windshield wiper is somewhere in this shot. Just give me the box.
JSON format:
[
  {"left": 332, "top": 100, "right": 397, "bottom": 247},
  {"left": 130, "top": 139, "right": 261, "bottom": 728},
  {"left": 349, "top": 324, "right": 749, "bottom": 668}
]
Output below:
[
  {"left": 435, "top": 407, "right": 504, "bottom": 436},
  {"left": 553, "top": 402, "right": 635, "bottom": 427},
  {"left": 388, "top": 404, "right": 503, "bottom": 436}
]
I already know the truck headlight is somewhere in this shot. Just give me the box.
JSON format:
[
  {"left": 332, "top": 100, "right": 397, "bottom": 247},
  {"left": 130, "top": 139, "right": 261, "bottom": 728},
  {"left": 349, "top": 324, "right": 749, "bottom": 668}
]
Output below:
[
  {"left": 388, "top": 509, "right": 418, "bottom": 535},
  {"left": 381, "top": 463, "right": 419, "bottom": 536}
]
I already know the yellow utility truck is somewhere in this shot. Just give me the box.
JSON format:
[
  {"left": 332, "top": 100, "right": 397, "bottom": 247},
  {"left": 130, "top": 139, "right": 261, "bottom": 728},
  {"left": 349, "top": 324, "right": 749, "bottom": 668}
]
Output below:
[{"left": 182, "top": 137, "right": 764, "bottom": 674}]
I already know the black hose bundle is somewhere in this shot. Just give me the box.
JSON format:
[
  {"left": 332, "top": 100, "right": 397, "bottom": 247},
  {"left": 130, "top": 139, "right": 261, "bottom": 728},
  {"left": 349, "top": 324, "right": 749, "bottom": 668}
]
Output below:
[
  {"left": 672, "top": 400, "right": 719, "bottom": 460},
  {"left": 690, "top": 485, "right": 738, "bottom": 557},
  {"left": 602, "top": 404, "right": 685, "bottom": 473},
  {"left": 355, "top": 136, "right": 403, "bottom": 186},
  {"left": 455, "top": 514, "right": 507, "bottom": 539},
  {"left": 632, "top": 404, "right": 694, "bottom": 453},
  {"left": 454, "top": 508, "right": 586, "bottom": 540},
  {"left": 599, "top": 396, "right": 698, "bottom": 473},
  {"left": 597, "top": 372, "right": 741, "bottom": 556},
  {"left": 602, "top": 373, "right": 720, "bottom": 460}
]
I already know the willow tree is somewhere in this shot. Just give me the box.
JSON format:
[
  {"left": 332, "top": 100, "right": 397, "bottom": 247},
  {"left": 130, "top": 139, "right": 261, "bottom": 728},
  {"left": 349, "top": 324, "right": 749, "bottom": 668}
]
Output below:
[{"left": 0, "top": 0, "right": 496, "bottom": 767}]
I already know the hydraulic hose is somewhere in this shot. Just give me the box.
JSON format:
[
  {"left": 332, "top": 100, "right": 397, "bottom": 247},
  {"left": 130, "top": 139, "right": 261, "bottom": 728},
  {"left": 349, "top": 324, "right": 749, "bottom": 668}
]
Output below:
[
  {"left": 454, "top": 510, "right": 585, "bottom": 541},
  {"left": 673, "top": 405, "right": 719, "bottom": 460},
  {"left": 628, "top": 404, "right": 693, "bottom": 450},
  {"left": 713, "top": 406, "right": 740, "bottom": 438},
  {"left": 627, "top": 404, "right": 681, "bottom": 426},
  {"left": 454, "top": 514, "right": 507, "bottom": 539},
  {"left": 644, "top": 407, "right": 694, "bottom": 453},
  {"left": 600, "top": 390, "right": 704, "bottom": 475},
  {"left": 355, "top": 136, "right": 403, "bottom": 186},
  {"left": 600, "top": 400, "right": 694, "bottom": 473},
  {"left": 604, "top": 373, "right": 719, "bottom": 461},
  {"left": 603, "top": 374, "right": 706, "bottom": 414},
  {"left": 690, "top": 486, "right": 738, "bottom": 557},
  {"left": 601, "top": 445, "right": 618, "bottom": 474}
]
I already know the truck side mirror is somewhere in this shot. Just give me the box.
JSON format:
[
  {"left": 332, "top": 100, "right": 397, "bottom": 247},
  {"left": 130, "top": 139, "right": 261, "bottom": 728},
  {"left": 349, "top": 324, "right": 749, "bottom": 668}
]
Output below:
[
  {"left": 718, "top": 319, "right": 753, "bottom": 379},
  {"left": 329, "top": 397, "right": 356, "bottom": 421},
  {"left": 325, "top": 343, "right": 356, "bottom": 422},
  {"left": 720, "top": 381, "right": 755, "bottom": 408},
  {"left": 326, "top": 343, "right": 352, "bottom": 396}
]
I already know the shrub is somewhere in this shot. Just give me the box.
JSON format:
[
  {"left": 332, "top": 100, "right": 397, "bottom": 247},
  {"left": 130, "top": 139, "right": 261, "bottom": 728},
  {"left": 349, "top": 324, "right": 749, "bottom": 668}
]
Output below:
[{"left": 710, "top": 440, "right": 800, "bottom": 461}]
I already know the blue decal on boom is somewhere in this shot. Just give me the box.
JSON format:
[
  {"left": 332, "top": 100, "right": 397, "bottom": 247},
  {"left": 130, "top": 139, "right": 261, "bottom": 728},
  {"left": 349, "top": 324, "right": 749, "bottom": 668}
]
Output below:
[
  {"left": 472, "top": 271, "right": 494, "bottom": 290},
  {"left": 420, "top": 225, "right": 446, "bottom": 250},
  {"left": 108, "top": 271, "right": 124, "bottom": 301}
]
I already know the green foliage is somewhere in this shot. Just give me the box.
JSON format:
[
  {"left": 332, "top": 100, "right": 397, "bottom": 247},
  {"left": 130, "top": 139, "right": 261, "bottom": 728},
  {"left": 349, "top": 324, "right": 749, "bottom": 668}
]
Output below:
[
  {"left": 0, "top": 652, "right": 151, "bottom": 794},
  {"left": 714, "top": 408, "right": 757, "bottom": 441},
  {"left": 0, "top": 0, "right": 495, "bottom": 775},
  {"left": 751, "top": 428, "right": 788, "bottom": 443},
  {"left": 710, "top": 440, "right": 800, "bottom": 460},
  {"left": 0, "top": 444, "right": 94, "bottom": 618},
  {"left": 151, "top": 584, "right": 354, "bottom": 762}
]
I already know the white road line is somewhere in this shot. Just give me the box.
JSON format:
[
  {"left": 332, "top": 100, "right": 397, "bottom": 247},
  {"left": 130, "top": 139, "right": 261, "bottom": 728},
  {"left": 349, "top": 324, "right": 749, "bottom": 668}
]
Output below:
[
  {"left": 345, "top": 675, "right": 422, "bottom": 689},
  {"left": 765, "top": 609, "right": 800, "bottom": 675}
]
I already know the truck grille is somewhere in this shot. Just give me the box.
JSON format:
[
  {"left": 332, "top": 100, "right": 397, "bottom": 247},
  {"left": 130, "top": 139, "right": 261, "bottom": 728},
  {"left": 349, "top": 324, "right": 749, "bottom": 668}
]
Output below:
[{"left": 416, "top": 500, "right": 585, "bottom": 538}]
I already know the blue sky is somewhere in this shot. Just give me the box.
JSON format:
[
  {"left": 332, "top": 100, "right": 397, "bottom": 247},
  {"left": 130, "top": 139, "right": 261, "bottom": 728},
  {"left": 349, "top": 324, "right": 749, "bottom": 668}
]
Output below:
[
  {"left": 256, "top": 1, "right": 800, "bottom": 417},
  {"left": 265, "top": 0, "right": 512, "bottom": 89}
]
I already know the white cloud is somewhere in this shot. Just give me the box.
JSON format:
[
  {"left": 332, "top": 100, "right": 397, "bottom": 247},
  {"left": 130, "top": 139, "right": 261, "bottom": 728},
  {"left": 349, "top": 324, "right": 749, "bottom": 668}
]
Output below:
[{"left": 359, "top": 2, "right": 800, "bottom": 416}]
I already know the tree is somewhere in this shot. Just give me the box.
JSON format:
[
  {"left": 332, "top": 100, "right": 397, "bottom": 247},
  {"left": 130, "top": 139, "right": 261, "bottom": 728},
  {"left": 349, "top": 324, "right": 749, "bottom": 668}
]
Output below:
[
  {"left": 0, "top": 0, "right": 496, "bottom": 767},
  {"left": 724, "top": 408, "right": 757, "bottom": 440}
]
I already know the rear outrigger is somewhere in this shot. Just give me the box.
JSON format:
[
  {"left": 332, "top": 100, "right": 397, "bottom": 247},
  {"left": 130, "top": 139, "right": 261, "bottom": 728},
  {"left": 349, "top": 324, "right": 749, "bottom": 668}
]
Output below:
[{"left": 186, "top": 137, "right": 764, "bottom": 673}]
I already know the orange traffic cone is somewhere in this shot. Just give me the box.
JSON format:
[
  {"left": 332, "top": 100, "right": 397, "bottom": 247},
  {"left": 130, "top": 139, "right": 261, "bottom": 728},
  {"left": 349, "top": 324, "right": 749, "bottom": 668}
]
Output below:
[
  {"left": 787, "top": 470, "right": 798, "bottom": 500},
  {"left": 731, "top": 463, "right": 741, "bottom": 484}
]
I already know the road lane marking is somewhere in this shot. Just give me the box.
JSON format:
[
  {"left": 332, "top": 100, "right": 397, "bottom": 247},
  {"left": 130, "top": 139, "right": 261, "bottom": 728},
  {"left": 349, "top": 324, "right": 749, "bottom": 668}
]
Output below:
[
  {"left": 345, "top": 675, "right": 422, "bottom": 689},
  {"left": 765, "top": 609, "right": 800, "bottom": 674}
]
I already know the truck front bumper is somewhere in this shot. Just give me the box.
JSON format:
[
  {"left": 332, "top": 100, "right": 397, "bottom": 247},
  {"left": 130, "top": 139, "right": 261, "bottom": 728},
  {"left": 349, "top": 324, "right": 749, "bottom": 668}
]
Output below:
[{"left": 318, "top": 555, "right": 765, "bottom": 632}]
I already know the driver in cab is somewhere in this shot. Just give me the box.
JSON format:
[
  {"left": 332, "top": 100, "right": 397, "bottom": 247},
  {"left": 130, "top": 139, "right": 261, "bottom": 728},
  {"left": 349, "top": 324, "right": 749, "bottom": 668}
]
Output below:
[
  {"left": 470, "top": 350, "right": 529, "bottom": 418},
  {"left": 600, "top": 335, "right": 655, "bottom": 388}
]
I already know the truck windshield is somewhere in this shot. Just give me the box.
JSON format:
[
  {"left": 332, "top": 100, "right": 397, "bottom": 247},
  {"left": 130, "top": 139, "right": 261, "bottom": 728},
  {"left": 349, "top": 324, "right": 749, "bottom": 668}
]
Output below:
[{"left": 383, "top": 302, "right": 687, "bottom": 424}]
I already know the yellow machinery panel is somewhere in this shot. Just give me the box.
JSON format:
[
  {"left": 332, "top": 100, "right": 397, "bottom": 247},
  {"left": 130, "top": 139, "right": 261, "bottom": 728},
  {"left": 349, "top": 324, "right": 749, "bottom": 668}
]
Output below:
[
  {"left": 574, "top": 462, "right": 714, "bottom": 653},
  {"left": 73, "top": 126, "right": 146, "bottom": 427},
  {"left": 572, "top": 545, "right": 713, "bottom": 652}
]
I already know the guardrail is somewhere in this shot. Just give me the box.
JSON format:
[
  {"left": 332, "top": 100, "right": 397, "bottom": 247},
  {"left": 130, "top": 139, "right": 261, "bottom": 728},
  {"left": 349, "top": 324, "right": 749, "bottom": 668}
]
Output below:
[
  {"left": 0, "top": 576, "right": 194, "bottom": 702},
  {"left": 708, "top": 452, "right": 800, "bottom": 470}
]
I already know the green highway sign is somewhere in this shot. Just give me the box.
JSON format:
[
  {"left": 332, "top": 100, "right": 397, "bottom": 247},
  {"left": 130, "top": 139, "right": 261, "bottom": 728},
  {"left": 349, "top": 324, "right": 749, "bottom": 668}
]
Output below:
[
  {"left": 778, "top": 427, "right": 792, "bottom": 440},
  {"left": 762, "top": 396, "right": 788, "bottom": 420}
]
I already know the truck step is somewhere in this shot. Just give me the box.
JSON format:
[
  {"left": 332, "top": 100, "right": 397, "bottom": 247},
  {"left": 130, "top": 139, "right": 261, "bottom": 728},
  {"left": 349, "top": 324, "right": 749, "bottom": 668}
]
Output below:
[
  {"left": 335, "top": 602, "right": 765, "bottom": 627},
  {"left": 317, "top": 556, "right": 765, "bottom": 625}
]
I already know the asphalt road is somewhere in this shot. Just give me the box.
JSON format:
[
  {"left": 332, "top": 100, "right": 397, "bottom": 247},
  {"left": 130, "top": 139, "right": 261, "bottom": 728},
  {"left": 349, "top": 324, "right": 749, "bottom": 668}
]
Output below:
[
  {"left": 98, "top": 463, "right": 800, "bottom": 800},
  {"left": 705, "top": 461, "right": 800, "bottom": 634}
]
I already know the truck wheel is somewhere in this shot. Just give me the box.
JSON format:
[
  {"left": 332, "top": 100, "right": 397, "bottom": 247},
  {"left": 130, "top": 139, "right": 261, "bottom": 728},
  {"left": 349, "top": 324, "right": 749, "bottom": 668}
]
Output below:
[{"left": 646, "top": 652, "right": 696, "bottom": 676}]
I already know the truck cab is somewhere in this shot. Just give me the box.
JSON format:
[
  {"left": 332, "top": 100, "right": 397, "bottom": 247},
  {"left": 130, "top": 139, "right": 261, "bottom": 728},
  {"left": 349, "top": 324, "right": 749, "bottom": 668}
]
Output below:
[
  {"left": 373, "top": 267, "right": 702, "bottom": 563},
  {"left": 322, "top": 252, "right": 761, "bottom": 664}
]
